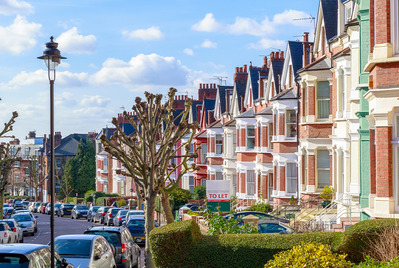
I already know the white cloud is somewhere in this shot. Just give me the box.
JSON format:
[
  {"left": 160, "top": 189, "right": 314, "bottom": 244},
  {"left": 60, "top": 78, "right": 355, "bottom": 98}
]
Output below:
[
  {"left": 201, "top": 39, "right": 217, "bottom": 48},
  {"left": 0, "top": 0, "right": 33, "bottom": 15},
  {"left": 248, "top": 39, "right": 286, "bottom": 50},
  {"left": 90, "top": 53, "right": 190, "bottom": 88},
  {"left": 56, "top": 27, "right": 97, "bottom": 54},
  {"left": 183, "top": 48, "right": 194, "bottom": 56},
  {"left": 0, "top": 15, "right": 41, "bottom": 54},
  {"left": 80, "top": 95, "right": 110, "bottom": 107},
  {"left": 191, "top": 13, "right": 222, "bottom": 32},
  {"left": 192, "top": 10, "right": 312, "bottom": 37},
  {"left": 122, "top": 26, "right": 164, "bottom": 41},
  {"left": 6, "top": 69, "right": 88, "bottom": 88},
  {"left": 273, "top": 10, "right": 313, "bottom": 26}
]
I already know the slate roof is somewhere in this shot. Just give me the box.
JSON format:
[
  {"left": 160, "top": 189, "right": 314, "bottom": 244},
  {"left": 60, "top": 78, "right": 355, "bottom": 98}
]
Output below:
[
  {"left": 202, "top": 99, "right": 215, "bottom": 125},
  {"left": 207, "top": 119, "right": 222, "bottom": 129},
  {"left": 54, "top": 133, "right": 90, "bottom": 157},
  {"left": 190, "top": 100, "right": 202, "bottom": 123},
  {"left": 235, "top": 108, "right": 255, "bottom": 118},
  {"left": 270, "top": 59, "right": 284, "bottom": 94},
  {"left": 288, "top": 41, "right": 305, "bottom": 75},
  {"left": 321, "top": 0, "right": 338, "bottom": 41},
  {"left": 218, "top": 85, "right": 233, "bottom": 114},
  {"left": 249, "top": 69, "right": 260, "bottom": 100},
  {"left": 255, "top": 106, "right": 273, "bottom": 116},
  {"left": 235, "top": 80, "right": 247, "bottom": 111},
  {"left": 298, "top": 56, "right": 331, "bottom": 73},
  {"left": 270, "top": 88, "right": 297, "bottom": 101},
  {"left": 96, "top": 128, "right": 117, "bottom": 140}
]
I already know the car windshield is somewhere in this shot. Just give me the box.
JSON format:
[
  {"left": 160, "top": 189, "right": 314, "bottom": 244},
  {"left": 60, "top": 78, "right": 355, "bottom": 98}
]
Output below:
[
  {"left": 55, "top": 239, "right": 92, "bottom": 257},
  {"left": 76, "top": 205, "right": 89, "bottom": 210},
  {"left": 55, "top": 204, "right": 61, "bottom": 208},
  {"left": 110, "top": 209, "right": 120, "bottom": 214},
  {"left": 0, "top": 254, "right": 29, "bottom": 267},
  {"left": 91, "top": 207, "right": 100, "bottom": 212},
  {"left": 63, "top": 205, "right": 74, "bottom": 209},
  {"left": 3, "top": 221, "right": 14, "bottom": 228},
  {"left": 119, "top": 210, "right": 128, "bottom": 216},
  {"left": 12, "top": 215, "right": 31, "bottom": 222},
  {"left": 128, "top": 211, "right": 144, "bottom": 216},
  {"left": 127, "top": 220, "right": 145, "bottom": 227},
  {"left": 85, "top": 231, "right": 121, "bottom": 245}
]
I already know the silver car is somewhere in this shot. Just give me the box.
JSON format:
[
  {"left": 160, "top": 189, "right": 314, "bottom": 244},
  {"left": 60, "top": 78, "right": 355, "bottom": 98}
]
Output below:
[
  {"left": 11, "top": 213, "right": 35, "bottom": 236},
  {"left": 54, "top": 234, "right": 116, "bottom": 268},
  {"left": 0, "top": 219, "right": 23, "bottom": 243}
]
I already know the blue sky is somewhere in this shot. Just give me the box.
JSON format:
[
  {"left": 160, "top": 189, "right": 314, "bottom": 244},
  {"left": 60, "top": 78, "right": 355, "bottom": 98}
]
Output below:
[{"left": 0, "top": 0, "right": 318, "bottom": 140}]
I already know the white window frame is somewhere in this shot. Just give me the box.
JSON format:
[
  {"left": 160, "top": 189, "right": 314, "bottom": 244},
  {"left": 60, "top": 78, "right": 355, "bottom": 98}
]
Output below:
[
  {"left": 286, "top": 163, "right": 297, "bottom": 194},
  {"left": 392, "top": 0, "right": 399, "bottom": 55},
  {"left": 316, "top": 81, "right": 330, "bottom": 119},
  {"left": 189, "top": 176, "right": 195, "bottom": 192},
  {"left": 285, "top": 110, "right": 297, "bottom": 138},
  {"left": 268, "top": 173, "right": 274, "bottom": 201},
  {"left": 246, "top": 126, "right": 255, "bottom": 149},
  {"left": 303, "top": 151, "right": 308, "bottom": 186},
  {"left": 317, "top": 149, "right": 330, "bottom": 189},
  {"left": 247, "top": 170, "right": 255, "bottom": 195},
  {"left": 216, "top": 134, "right": 223, "bottom": 154}
]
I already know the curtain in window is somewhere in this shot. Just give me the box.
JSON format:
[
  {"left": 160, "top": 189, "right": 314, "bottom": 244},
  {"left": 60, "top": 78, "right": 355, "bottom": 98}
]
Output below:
[
  {"left": 247, "top": 170, "right": 255, "bottom": 195},
  {"left": 317, "top": 81, "right": 330, "bottom": 119},
  {"left": 317, "top": 150, "right": 330, "bottom": 188},
  {"left": 287, "top": 163, "right": 297, "bottom": 193}
]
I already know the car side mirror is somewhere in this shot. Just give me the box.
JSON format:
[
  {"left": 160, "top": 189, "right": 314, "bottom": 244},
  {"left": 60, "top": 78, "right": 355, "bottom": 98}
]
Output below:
[
  {"left": 93, "top": 255, "right": 101, "bottom": 261},
  {"left": 61, "top": 258, "right": 69, "bottom": 268}
]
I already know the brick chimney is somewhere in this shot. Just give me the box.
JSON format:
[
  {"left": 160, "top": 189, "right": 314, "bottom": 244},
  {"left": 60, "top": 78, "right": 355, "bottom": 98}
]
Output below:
[
  {"left": 28, "top": 131, "right": 36, "bottom": 139},
  {"left": 54, "top": 132, "right": 62, "bottom": 148},
  {"left": 233, "top": 65, "right": 248, "bottom": 82},
  {"left": 303, "top": 32, "right": 311, "bottom": 67}
]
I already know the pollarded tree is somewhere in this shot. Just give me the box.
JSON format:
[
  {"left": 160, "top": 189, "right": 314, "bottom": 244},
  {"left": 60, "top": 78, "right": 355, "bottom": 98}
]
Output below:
[
  {"left": 26, "top": 156, "right": 45, "bottom": 202},
  {"left": 0, "top": 111, "right": 19, "bottom": 219},
  {"left": 57, "top": 157, "right": 75, "bottom": 203},
  {"left": 101, "top": 88, "right": 198, "bottom": 268}
]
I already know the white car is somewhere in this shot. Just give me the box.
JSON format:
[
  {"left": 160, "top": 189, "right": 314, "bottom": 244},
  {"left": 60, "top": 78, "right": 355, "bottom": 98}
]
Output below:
[
  {"left": 0, "top": 219, "right": 23, "bottom": 243},
  {"left": 11, "top": 213, "right": 35, "bottom": 236},
  {"left": 54, "top": 234, "right": 116, "bottom": 268},
  {"left": 0, "top": 222, "right": 16, "bottom": 243}
]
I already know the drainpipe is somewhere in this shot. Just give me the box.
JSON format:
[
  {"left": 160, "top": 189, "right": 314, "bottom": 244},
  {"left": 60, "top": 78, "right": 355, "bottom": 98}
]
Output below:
[{"left": 295, "top": 75, "right": 301, "bottom": 204}]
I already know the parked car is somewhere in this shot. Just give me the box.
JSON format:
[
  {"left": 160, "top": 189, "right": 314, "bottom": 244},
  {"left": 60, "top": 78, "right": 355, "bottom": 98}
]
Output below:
[
  {"left": 14, "top": 211, "right": 38, "bottom": 233},
  {"left": 0, "top": 219, "right": 23, "bottom": 243},
  {"left": 0, "top": 244, "right": 73, "bottom": 267},
  {"left": 87, "top": 206, "right": 100, "bottom": 222},
  {"left": 13, "top": 201, "right": 24, "bottom": 210},
  {"left": 39, "top": 202, "right": 48, "bottom": 214},
  {"left": 124, "top": 216, "right": 145, "bottom": 245},
  {"left": 225, "top": 211, "right": 290, "bottom": 224},
  {"left": 54, "top": 234, "right": 116, "bottom": 268},
  {"left": 125, "top": 210, "right": 144, "bottom": 222},
  {"left": 257, "top": 219, "right": 294, "bottom": 234},
  {"left": 72, "top": 205, "right": 90, "bottom": 219},
  {"left": 104, "top": 208, "right": 121, "bottom": 226},
  {"left": 12, "top": 213, "right": 35, "bottom": 236},
  {"left": 0, "top": 222, "right": 15, "bottom": 243},
  {"left": 84, "top": 226, "right": 141, "bottom": 268},
  {"left": 2, "top": 207, "right": 15, "bottom": 219},
  {"left": 22, "top": 201, "right": 30, "bottom": 209},
  {"left": 32, "top": 202, "right": 41, "bottom": 213},
  {"left": 178, "top": 204, "right": 201, "bottom": 221},
  {"left": 57, "top": 204, "right": 75, "bottom": 217},
  {"left": 113, "top": 210, "right": 129, "bottom": 227},
  {"left": 93, "top": 206, "right": 111, "bottom": 224}
]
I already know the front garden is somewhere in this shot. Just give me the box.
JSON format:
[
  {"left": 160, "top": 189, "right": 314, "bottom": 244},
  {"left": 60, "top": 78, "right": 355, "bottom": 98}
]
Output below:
[{"left": 149, "top": 218, "right": 399, "bottom": 268}]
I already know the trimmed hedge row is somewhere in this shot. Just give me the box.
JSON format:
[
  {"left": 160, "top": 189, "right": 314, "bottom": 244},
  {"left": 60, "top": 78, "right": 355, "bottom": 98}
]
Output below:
[{"left": 149, "top": 220, "right": 342, "bottom": 268}]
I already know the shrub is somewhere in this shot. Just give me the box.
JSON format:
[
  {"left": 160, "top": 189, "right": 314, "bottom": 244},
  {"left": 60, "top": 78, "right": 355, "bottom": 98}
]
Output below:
[
  {"left": 265, "top": 242, "right": 352, "bottom": 268},
  {"left": 117, "top": 199, "right": 127, "bottom": 207},
  {"left": 339, "top": 219, "right": 399, "bottom": 263},
  {"left": 204, "top": 211, "right": 257, "bottom": 235},
  {"left": 149, "top": 219, "right": 202, "bottom": 268},
  {"left": 170, "top": 187, "right": 192, "bottom": 209},
  {"left": 357, "top": 256, "right": 399, "bottom": 267},
  {"left": 245, "top": 201, "right": 272, "bottom": 213},
  {"left": 96, "top": 197, "right": 107, "bottom": 206},
  {"left": 192, "top": 185, "right": 206, "bottom": 200},
  {"left": 148, "top": 220, "right": 343, "bottom": 268}
]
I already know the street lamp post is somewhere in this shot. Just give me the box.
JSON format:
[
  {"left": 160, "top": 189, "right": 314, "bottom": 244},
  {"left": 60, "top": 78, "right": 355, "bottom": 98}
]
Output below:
[{"left": 38, "top": 36, "right": 66, "bottom": 268}]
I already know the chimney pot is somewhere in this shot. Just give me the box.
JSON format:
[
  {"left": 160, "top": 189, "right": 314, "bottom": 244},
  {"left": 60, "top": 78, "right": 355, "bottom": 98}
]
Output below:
[
  {"left": 280, "top": 51, "right": 284, "bottom": 59},
  {"left": 240, "top": 67, "right": 243, "bottom": 72},
  {"left": 264, "top": 56, "right": 267, "bottom": 65},
  {"left": 214, "top": 83, "right": 216, "bottom": 88},
  {"left": 206, "top": 84, "right": 209, "bottom": 88},
  {"left": 235, "top": 67, "right": 239, "bottom": 73},
  {"left": 244, "top": 65, "right": 247, "bottom": 73},
  {"left": 304, "top": 32, "right": 309, "bottom": 42},
  {"left": 200, "top": 83, "right": 202, "bottom": 89},
  {"left": 270, "top": 52, "right": 274, "bottom": 60}
]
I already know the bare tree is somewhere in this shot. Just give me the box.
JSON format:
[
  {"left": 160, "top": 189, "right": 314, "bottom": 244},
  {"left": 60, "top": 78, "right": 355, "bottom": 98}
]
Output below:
[
  {"left": 0, "top": 111, "right": 19, "bottom": 219},
  {"left": 101, "top": 88, "right": 198, "bottom": 268},
  {"left": 56, "top": 157, "right": 75, "bottom": 203},
  {"left": 26, "top": 156, "right": 45, "bottom": 202}
]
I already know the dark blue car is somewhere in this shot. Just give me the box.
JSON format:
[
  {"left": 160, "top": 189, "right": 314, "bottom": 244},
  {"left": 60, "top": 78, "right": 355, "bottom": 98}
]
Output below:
[{"left": 124, "top": 216, "right": 145, "bottom": 245}]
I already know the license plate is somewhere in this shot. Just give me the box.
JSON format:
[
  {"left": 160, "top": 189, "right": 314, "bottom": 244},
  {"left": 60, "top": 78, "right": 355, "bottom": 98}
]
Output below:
[{"left": 134, "top": 236, "right": 145, "bottom": 241}]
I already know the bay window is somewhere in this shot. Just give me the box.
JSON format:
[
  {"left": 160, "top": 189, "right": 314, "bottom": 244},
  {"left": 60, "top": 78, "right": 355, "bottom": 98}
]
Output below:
[
  {"left": 247, "top": 126, "right": 255, "bottom": 149},
  {"left": 286, "top": 110, "right": 297, "bottom": 138},
  {"left": 247, "top": 170, "right": 255, "bottom": 195},
  {"left": 216, "top": 135, "right": 223, "bottom": 154},
  {"left": 216, "top": 172, "right": 223, "bottom": 180},
  {"left": 287, "top": 163, "right": 297, "bottom": 193},
  {"left": 317, "top": 149, "right": 330, "bottom": 189}
]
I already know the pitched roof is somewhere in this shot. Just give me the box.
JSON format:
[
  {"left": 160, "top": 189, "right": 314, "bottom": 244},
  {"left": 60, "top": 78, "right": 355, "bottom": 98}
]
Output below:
[
  {"left": 298, "top": 56, "right": 331, "bottom": 73},
  {"left": 202, "top": 99, "right": 215, "bottom": 125},
  {"left": 96, "top": 128, "right": 117, "bottom": 140},
  {"left": 54, "top": 133, "right": 90, "bottom": 157},
  {"left": 190, "top": 100, "right": 202, "bottom": 123},
  {"left": 288, "top": 41, "right": 305, "bottom": 75},
  {"left": 235, "top": 80, "right": 247, "bottom": 111},
  {"left": 321, "top": 0, "right": 338, "bottom": 41},
  {"left": 270, "top": 87, "right": 297, "bottom": 101},
  {"left": 255, "top": 106, "right": 273, "bottom": 116},
  {"left": 235, "top": 108, "right": 255, "bottom": 118},
  {"left": 249, "top": 69, "right": 260, "bottom": 100},
  {"left": 270, "top": 59, "right": 284, "bottom": 94},
  {"left": 207, "top": 119, "right": 222, "bottom": 129},
  {"left": 218, "top": 85, "right": 234, "bottom": 114}
]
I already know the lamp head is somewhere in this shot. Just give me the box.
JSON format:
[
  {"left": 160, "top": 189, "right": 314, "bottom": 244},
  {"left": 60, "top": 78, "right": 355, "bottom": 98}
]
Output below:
[{"left": 37, "top": 36, "right": 66, "bottom": 71}]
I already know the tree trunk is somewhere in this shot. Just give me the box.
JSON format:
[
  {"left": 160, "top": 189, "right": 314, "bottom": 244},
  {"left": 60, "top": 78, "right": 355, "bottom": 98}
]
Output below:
[
  {"left": 134, "top": 181, "right": 142, "bottom": 209},
  {"left": 0, "top": 190, "right": 4, "bottom": 220},
  {"left": 144, "top": 192, "right": 156, "bottom": 268},
  {"left": 160, "top": 191, "right": 174, "bottom": 224},
  {"left": 34, "top": 186, "right": 38, "bottom": 202}
]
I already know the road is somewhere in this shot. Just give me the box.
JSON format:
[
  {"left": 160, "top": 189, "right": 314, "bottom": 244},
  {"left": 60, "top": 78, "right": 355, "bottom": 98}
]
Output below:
[{"left": 24, "top": 212, "right": 146, "bottom": 267}]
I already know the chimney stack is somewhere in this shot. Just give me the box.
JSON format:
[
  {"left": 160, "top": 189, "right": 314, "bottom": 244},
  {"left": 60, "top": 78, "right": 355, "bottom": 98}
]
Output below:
[
  {"left": 304, "top": 32, "right": 309, "bottom": 42},
  {"left": 303, "top": 32, "right": 311, "bottom": 67},
  {"left": 244, "top": 64, "right": 247, "bottom": 73},
  {"left": 270, "top": 52, "right": 275, "bottom": 60},
  {"left": 280, "top": 51, "right": 284, "bottom": 59}
]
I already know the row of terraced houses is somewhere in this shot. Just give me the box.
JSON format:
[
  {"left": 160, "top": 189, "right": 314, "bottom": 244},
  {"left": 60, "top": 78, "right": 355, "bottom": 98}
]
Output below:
[{"left": 96, "top": 0, "right": 399, "bottom": 227}]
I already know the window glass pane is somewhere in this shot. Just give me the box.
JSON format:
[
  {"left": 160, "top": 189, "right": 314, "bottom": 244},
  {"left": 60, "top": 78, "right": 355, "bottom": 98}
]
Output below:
[
  {"left": 233, "top": 134, "right": 237, "bottom": 156},
  {"left": 318, "top": 170, "right": 330, "bottom": 188},
  {"left": 201, "top": 144, "right": 207, "bottom": 163},
  {"left": 232, "top": 175, "right": 237, "bottom": 195},
  {"left": 287, "top": 163, "right": 297, "bottom": 193},
  {"left": 317, "top": 150, "right": 330, "bottom": 168},
  {"left": 317, "top": 81, "right": 330, "bottom": 119},
  {"left": 286, "top": 110, "right": 297, "bottom": 137},
  {"left": 247, "top": 171, "right": 255, "bottom": 195},
  {"left": 216, "top": 135, "right": 223, "bottom": 154},
  {"left": 201, "top": 179, "right": 207, "bottom": 186},
  {"left": 216, "top": 172, "right": 223, "bottom": 180},
  {"left": 247, "top": 126, "right": 255, "bottom": 149}
]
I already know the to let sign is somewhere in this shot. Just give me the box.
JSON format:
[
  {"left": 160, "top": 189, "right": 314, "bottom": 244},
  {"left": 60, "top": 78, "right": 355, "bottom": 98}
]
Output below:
[{"left": 206, "top": 180, "right": 230, "bottom": 202}]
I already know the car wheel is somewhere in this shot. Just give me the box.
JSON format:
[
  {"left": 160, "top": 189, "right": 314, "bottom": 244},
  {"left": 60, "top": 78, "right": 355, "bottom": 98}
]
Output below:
[
  {"left": 34, "top": 228, "right": 37, "bottom": 233},
  {"left": 61, "top": 214, "right": 64, "bottom": 217},
  {"left": 30, "top": 232, "right": 34, "bottom": 236}
]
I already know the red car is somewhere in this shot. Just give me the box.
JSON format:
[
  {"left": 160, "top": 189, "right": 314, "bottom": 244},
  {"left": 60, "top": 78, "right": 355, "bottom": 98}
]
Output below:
[{"left": 40, "top": 203, "right": 48, "bottom": 214}]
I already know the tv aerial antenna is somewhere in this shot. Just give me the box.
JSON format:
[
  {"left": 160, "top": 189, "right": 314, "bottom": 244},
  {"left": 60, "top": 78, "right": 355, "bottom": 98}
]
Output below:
[
  {"left": 293, "top": 14, "right": 315, "bottom": 28},
  {"left": 211, "top": 76, "right": 228, "bottom": 86}
]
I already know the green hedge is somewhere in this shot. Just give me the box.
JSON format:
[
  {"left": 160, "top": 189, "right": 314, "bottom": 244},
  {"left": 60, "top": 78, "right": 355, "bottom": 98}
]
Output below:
[
  {"left": 149, "top": 220, "right": 342, "bottom": 268},
  {"left": 149, "top": 219, "right": 202, "bottom": 268},
  {"left": 95, "top": 197, "right": 108, "bottom": 206},
  {"left": 339, "top": 218, "right": 399, "bottom": 263}
]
